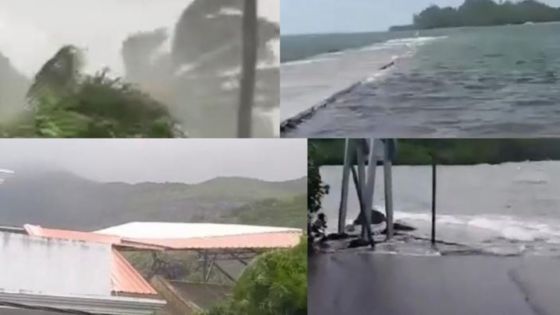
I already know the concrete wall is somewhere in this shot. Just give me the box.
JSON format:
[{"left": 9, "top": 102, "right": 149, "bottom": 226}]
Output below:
[{"left": 0, "top": 231, "right": 112, "bottom": 297}]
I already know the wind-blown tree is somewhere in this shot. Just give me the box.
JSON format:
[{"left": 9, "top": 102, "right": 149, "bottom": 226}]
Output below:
[
  {"left": 203, "top": 239, "right": 307, "bottom": 315},
  {"left": 122, "top": 0, "right": 279, "bottom": 137},
  {"left": 26, "top": 45, "right": 84, "bottom": 109},
  {"left": 4, "top": 46, "right": 181, "bottom": 138}
]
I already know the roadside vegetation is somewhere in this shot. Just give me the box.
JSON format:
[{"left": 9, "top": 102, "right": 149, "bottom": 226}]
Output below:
[
  {"left": 202, "top": 238, "right": 307, "bottom": 315},
  {"left": 309, "top": 139, "right": 560, "bottom": 165}
]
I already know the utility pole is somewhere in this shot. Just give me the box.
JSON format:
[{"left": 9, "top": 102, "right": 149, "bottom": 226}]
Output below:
[
  {"left": 431, "top": 160, "right": 437, "bottom": 244},
  {"left": 238, "top": 0, "right": 258, "bottom": 138}
]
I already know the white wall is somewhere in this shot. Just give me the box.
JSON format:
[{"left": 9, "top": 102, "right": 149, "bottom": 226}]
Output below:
[{"left": 0, "top": 232, "right": 112, "bottom": 297}]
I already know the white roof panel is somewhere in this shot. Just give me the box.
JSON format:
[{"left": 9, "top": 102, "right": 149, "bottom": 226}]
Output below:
[{"left": 95, "top": 222, "right": 300, "bottom": 239}]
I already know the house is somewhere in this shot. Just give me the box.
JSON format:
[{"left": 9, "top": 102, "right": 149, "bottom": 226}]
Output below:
[
  {"left": 0, "top": 231, "right": 165, "bottom": 315},
  {"left": 4, "top": 222, "right": 302, "bottom": 315}
]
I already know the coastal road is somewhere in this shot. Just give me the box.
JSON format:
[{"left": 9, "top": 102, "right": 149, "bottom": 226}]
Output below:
[
  {"left": 280, "top": 45, "right": 402, "bottom": 122},
  {"left": 309, "top": 251, "right": 560, "bottom": 315}
]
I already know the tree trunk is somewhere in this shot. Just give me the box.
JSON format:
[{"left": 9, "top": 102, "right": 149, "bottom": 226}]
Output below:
[{"left": 238, "top": 0, "right": 258, "bottom": 138}]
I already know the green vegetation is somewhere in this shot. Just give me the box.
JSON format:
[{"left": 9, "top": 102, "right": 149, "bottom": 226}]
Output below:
[
  {"left": 203, "top": 238, "right": 307, "bottom": 315},
  {"left": 1, "top": 0, "right": 280, "bottom": 137},
  {"left": 125, "top": 0, "right": 279, "bottom": 137},
  {"left": 0, "top": 171, "right": 306, "bottom": 230},
  {"left": 310, "top": 139, "right": 560, "bottom": 166},
  {"left": 124, "top": 193, "right": 306, "bottom": 287},
  {"left": 308, "top": 143, "right": 328, "bottom": 215},
  {"left": 221, "top": 194, "right": 306, "bottom": 229},
  {"left": 391, "top": 0, "right": 560, "bottom": 30},
  {"left": 0, "top": 46, "right": 181, "bottom": 138}
]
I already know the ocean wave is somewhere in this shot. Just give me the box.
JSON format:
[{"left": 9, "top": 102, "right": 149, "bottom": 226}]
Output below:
[
  {"left": 282, "top": 56, "right": 334, "bottom": 66},
  {"left": 360, "top": 35, "right": 448, "bottom": 51},
  {"left": 284, "top": 36, "right": 447, "bottom": 68},
  {"left": 392, "top": 211, "right": 560, "bottom": 244}
]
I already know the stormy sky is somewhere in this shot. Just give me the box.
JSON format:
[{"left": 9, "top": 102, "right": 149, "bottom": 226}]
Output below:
[
  {"left": 0, "top": 139, "right": 306, "bottom": 184},
  {"left": 281, "top": 0, "right": 560, "bottom": 34},
  {"left": 0, "top": 0, "right": 279, "bottom": 77}
]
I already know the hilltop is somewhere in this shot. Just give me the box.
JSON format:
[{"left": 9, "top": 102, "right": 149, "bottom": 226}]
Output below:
[
  {"left": 390, "top": 0, "right": 560, "bottom": 31},
  {"left": 0, "top": 170, "right": 306, "bottom": 230}
]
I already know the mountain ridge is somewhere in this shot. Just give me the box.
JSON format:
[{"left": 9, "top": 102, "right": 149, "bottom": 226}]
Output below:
[{"left": 0, "top": 169, "right": 306, "bottom": 230}]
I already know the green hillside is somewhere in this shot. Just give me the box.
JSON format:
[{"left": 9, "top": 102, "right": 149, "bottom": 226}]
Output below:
[
  {"left": 310, "top": 139, "right": 560, "bottom": 166},
  {"left": 221, "top": 194, "right": 307, "bottom": 229},
  {"left": 0, "top": 170, "right": 306, "bottom": 230}
]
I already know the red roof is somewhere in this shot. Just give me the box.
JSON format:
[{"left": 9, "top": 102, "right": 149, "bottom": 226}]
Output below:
[
  {"left": 131, "top": 231, "right": 302, "bottom": 250},
  {"left": 24, "top": 224, "right": 158, "bottom": 296},
  {"left": 24, "top": 224, "right": 164, "bottom": 250},
  {"left": 24, "top": 224, "right": 121, "bottom": 244},
  {"left": 23, "top": 223, "right": 302, "bottom": 295},
  {"left": 111, "top": 249, "right": 157, "bottom": 295}
]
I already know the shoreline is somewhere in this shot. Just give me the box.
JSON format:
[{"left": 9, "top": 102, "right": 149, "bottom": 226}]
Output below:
[{"left": 280, "top": 60, "right": 396, "bottom": 135}]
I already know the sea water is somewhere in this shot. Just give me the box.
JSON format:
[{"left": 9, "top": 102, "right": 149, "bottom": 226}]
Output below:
[
  {"left": 283, "top": 23, "right": 560, "bottom": 137},
  {"left": 319, "top": 161, "right": 560, "bottom": 256}
]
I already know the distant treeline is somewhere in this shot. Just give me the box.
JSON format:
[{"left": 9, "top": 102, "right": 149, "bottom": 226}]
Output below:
[
  {"left": 390, "top": 0, "right": 560, "bottom": 31},
  {"left": 310, "top": 139, "right": 560, "bottom": 165}
]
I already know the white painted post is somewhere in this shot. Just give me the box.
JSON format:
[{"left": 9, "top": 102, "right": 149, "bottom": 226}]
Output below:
[
  {"left": 361, "top": 139, "right": 378, "bottom": 246},
  {"left": 338, "top": 139, "right": 352, "bottom": 234},
  {"left": 383, "top": 141, "right": 394, "bottom": 240}
]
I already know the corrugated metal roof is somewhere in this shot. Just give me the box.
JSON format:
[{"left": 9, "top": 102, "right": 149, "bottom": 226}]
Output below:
[
  {"left": 96, "top": 222, "right": 302, "bottom": 250},
  {"left": 111, "top": 249, "right": 157, "bottom": 295},
  {"left": 24, "top": 224, "right": 164, "bottom": 250},
  {"left": 129, "top": 231, "right": 302, "bottom": 250},
  {"left": 26, "top": 222, "right": 302, "bottom": 250},
  {"left": 22, "top": 222, "right": 302, "bottom": 294},
  {"left": 96, "top": 222, "right": 302, "bottom": 240},
  {"left": 24, "top": 224, "right": 158, "bottom": 296},
  {"left": 25, "top": 224, "right": 122, "bottom": 244}
]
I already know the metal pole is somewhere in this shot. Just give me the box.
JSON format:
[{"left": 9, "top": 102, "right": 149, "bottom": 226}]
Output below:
[
  {"left": 362, "top": 139, "right": 377, "bottom": 248},
  {"left": 353, "top": 143, "right": 367, "bottom": 219},
  {"left": 384, "top": 142, "right": 394, "bottom": 240},
  {"left": 431, "top": 162, "right": 437, "bottom": 244},
  {"left": 203, "top": 251, "right": 209, "bottom": 282},
  {"left": 237, "top": 0, "right": 258, "bottom": 137},
  {"left": 338, "top": 139, "right": 352, "bottom": 234}
]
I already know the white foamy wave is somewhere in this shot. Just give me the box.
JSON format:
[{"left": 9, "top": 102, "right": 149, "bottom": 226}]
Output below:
[
  {"left": 287, "top": 35, "right": 447, "bottom": 68},
  {"left": 363, "top": 68, "right": 392, "bottom": 83},
  {"left": 360, "top": 36, "right": 448, "bottom": 52},
  {"left": 283, "top": 56, "right": 334, "bottom": 66},
  {"left": 394, "top": 210, "right": 560, "bottom": 243}
]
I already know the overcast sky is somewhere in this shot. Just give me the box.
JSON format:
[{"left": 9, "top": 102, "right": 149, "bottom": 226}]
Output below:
[
  {"left": 281, "top": 0, "right": 560, "bottom": 34},
  {"left": 0, "top": 139, "right": 306, "bottom": 184},
  {"left": 0, "top": 0, "right": 279, "bottom": 77}
]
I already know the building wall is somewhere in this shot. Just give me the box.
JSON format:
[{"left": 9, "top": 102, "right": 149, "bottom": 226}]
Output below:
[{"left": 0, "top": 231, "right": 112, "bottom": 297}]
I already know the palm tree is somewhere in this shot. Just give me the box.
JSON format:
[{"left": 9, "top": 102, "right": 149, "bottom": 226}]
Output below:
[
  {"left": 26, "top": 45, "right": 84, "bottom": 109},
  {"left": 238, "top": 0, "right": 258, "bottom": 138}
]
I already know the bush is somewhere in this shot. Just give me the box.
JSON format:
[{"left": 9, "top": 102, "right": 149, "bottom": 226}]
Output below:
[
  {"left": 203, "top": 238, "right": 307, "bottom": 315},
  {"left": 3, "top": 72, "right": 182, "bottom": 138}
]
